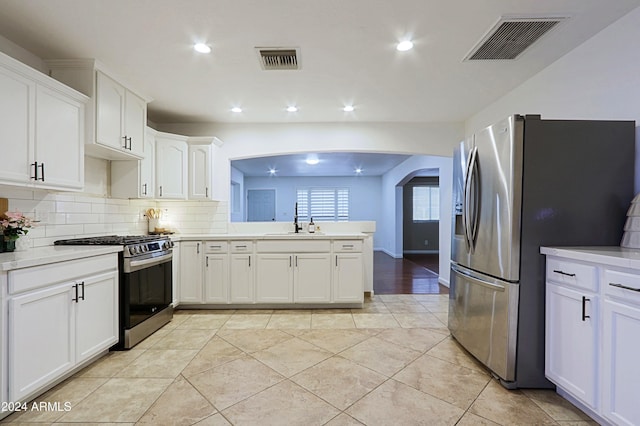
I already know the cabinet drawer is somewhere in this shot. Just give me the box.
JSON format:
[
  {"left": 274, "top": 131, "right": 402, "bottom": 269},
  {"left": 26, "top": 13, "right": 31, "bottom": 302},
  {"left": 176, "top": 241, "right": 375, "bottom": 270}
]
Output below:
[
  {"left": 603, "top": 268, "right": 640, "bottom": 304},
  {"left": 205, "top": 241, "right": 228, "bottom": 253},
  {"left": 546, "top": 257, "right": 597, "bottom": 292},
  {"left": 333, "top": 240, "right": 362, "bottom": 252},
  {"left": 8, "top": 254, "right": 117, "bottom": 294},
  {"left": 231, "top": 241, "right": 254, "bottom": 253}
]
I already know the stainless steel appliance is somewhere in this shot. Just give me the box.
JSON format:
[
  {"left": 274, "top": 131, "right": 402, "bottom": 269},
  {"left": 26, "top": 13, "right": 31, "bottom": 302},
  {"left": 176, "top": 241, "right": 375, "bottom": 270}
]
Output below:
[
  {"left": 449, "top": 114, "right": 635, "bottom": 388},
  {"left": 54, "top": 235, "right": 174, "bottom": 349}
]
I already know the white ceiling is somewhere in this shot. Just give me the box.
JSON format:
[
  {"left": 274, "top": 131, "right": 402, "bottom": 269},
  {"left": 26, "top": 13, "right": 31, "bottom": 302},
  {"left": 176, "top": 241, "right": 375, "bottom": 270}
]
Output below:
[
  {"left": 0, "top": 0, "right": 638, "bottom": 125},
  {"left": 232, "top": 152, "right": 412, "bottom": 177},
  {"left": 1, "top": 1, "right": 638, "bottom": 176}
]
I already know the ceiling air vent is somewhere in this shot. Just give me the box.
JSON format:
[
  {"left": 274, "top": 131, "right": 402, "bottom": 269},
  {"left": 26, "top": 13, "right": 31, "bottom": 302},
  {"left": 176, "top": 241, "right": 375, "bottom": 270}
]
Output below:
[
  {"left": 465, "top": 16, "right": 567, "bottom": 60},
  {"left": 256, "top": 47, "right": 300, "bottom": 70}
]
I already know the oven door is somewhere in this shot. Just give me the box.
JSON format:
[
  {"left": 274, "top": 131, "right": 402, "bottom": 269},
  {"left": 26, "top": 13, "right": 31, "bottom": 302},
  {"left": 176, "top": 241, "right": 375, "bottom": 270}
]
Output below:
[{"left": 123, "top": 252, "right": 173, "bottom": 328}]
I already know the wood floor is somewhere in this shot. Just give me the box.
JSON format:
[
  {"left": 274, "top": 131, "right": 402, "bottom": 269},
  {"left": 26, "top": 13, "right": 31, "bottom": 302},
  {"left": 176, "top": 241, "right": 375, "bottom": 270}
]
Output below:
[{"left": 373, "top": 252, "right": 449, "bottom": 295}]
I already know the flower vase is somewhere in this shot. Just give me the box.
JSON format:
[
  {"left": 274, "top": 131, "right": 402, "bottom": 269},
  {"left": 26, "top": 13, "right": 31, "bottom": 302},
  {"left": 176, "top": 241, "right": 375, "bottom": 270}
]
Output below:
[{"left": 3, "top": 237, "right": 17, "bottom": 253}]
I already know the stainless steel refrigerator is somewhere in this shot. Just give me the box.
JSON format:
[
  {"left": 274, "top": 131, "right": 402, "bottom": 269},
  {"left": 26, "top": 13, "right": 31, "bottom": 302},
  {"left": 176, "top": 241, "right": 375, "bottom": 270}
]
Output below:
[{"left": 448, "top": 114, "right": 635, "bottom": 388}]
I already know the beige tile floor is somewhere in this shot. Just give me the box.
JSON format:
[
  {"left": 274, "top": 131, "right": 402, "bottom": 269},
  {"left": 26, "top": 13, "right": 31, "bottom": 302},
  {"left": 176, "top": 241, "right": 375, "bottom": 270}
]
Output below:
[{"left": 2, "top": 294, "right": 597, "bottom": 425}]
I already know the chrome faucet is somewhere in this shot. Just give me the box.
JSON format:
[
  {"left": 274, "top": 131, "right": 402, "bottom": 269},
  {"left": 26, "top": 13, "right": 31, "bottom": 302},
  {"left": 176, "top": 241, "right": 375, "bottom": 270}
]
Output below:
[{"left": 294, "top": 202, "right": 302, "bottom": 233}]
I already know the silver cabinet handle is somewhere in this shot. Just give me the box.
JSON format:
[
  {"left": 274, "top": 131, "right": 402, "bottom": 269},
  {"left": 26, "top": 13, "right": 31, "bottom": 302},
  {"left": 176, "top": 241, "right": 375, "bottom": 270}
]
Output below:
[
  {"left": 197, "top": 243, "right": 200, "bottom": 254},
  {"left": 206, "top": 187, "right": 209, "bottom": 198},
  {"left": 159, "top": 186, "right": 163, "bottom": 197},
  {"left": 609, "top": 282, "right": 640, "bottom": 292}
]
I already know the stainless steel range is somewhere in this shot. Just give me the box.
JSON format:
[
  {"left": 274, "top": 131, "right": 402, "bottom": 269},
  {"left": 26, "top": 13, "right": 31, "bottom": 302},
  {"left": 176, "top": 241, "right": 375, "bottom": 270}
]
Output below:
[{"left": 55, "top": 235, "right": 174, "bottom": 349}]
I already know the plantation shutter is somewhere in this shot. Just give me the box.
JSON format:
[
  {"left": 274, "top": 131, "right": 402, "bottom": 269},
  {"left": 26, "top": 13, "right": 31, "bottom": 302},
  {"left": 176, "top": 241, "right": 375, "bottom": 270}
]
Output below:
[{"left": 295, "top": 188, "right": 349, "bottom": 221}]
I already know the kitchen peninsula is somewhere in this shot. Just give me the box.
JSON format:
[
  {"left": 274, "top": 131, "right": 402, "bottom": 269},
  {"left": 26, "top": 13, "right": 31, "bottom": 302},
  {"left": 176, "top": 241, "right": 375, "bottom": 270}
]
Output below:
[{"left": 173, "top": 228, "right": 372, "bottom": 308}]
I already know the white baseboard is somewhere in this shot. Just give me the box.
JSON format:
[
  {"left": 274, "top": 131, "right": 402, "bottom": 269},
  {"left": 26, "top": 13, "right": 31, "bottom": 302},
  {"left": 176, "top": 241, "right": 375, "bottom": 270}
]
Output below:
[{"left": 403, "top": 250, "right": 439, "bottom": 254}]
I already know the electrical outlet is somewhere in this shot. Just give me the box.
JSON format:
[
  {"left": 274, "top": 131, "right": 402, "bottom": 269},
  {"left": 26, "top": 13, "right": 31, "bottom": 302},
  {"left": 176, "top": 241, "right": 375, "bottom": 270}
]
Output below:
[
  {"left": 424, "top": 239, "right": 429, "bottom": 246},
  {"left": 34, "top": 209, "right": 49, "bottom": 223}
]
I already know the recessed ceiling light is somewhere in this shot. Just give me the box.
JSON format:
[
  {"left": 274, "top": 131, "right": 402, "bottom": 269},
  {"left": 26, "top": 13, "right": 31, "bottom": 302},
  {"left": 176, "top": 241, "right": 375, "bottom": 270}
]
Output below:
[
  {"left": 286, "top": 106, "right": 298, "bottom": 112},
  {"left": 194, "top": 43, "right": 211, "bottom": 53},
  {"left": 306, "top": 154, "right": 319, "bottom": 165},
  {"left": 343, "top": 105, "right": 355, "bottom": 112},
  {"left": 355, "top": 168, "right": 363, "bottom": 174},
  {"left": 268, "top": 168, "right": 277, "bottom": 175},
  {"left": 396, "top": 40, "right": 414, "bottom": 51},
  {"left": 231, "top": 107, "right": 243, "bottom": 113}
]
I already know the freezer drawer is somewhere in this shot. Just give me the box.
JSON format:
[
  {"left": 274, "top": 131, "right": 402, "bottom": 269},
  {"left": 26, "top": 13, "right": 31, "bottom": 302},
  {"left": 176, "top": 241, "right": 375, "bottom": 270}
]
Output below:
[{"left": 448, "top": 264, "right": 519, "bottom": 382}]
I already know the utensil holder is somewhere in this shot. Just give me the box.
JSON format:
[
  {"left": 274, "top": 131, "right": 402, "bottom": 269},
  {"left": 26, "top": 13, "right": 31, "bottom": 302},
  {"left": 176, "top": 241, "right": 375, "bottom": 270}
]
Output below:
[{"left": 148, "top": 219, "right": 159, "bottom": 233}]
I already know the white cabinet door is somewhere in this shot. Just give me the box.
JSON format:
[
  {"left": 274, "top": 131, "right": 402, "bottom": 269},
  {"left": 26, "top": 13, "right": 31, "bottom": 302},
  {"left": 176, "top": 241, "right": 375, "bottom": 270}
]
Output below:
[
  {"left": 333, "top": 253, "right": 364, "bottom": 302},
  {"left": 75, "top": 271, "right": 118, "bottom": 363},
  {"left": 256, "top": 254, "right": 293, "bottom": 303},
  {"left": 96, "top": 71, "right": 126, "bottom": 151},
  {"left": 602, "top": 298, "right": 640, "bottom": 426},
  {"left": 230, "top": 254, "right": 254, "bottom": 303},
  {"left": 140, "top": 129, "right": 156, "bottom": 198},
  {"left": 35, "top": 84, "right": 84, "bottom": 190},
  {"left": 0, "top": 65, "right": 34, "bottom": 185},
  {"left": 9, "top": 283, "right": 75, "bottom": 401},
  {"left": 545, "top": 283, "right": 598, "bottom": 410},
  {"left": 294, "top": 253, "right": 331, "bottom": 303},
  {"left": 156, "top": 136, "right": 188, "bottom": 199},
  {"left": 124, "top": 90, "right": 146, "bottom": 158},
  {"left": 188, "top": 143, "right": 212, "bottom": 200},
  {"left": 204, "top": 254, "right": 229, "bottom": 303},
  {"left": 179, "top": 241, "right": 203, "bottom": 303}
]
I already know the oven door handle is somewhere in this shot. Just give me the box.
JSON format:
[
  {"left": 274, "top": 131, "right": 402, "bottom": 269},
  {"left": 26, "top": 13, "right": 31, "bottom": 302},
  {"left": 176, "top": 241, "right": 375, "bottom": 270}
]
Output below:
[{"left": 125, "top": 252, "right": 173, "bottom": 273}]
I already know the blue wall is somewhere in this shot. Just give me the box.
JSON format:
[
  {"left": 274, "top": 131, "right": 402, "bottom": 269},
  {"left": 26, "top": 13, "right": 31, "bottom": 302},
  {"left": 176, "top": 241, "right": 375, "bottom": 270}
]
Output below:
[{"left": 243, "top": 175, "right": 383, "bottom": 244}]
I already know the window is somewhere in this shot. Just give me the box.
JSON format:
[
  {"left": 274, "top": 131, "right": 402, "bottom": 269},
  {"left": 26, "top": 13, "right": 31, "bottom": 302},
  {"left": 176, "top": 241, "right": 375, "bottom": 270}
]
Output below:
[
  {"left": 296, "top": 188, "right": 349, "bottom": 221},
  {"left": 413, "top": 186, "right": 439, "bottom": 221}
]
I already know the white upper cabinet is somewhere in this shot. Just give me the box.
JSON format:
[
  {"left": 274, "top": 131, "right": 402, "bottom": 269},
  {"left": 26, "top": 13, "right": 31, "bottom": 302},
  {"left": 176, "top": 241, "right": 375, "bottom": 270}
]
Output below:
[
  {"left": 156, "top": 131, "right": 188, "bottom": 199},
  {"left": 188, "top": 137, "right": 216, "bottom": 200},
  {"left": 46, "top": 59, "right": 150, "bottom": 160},
  {"left": 111, "top": 126, "right": 156, "bottom": 199},
  {"left": 0, "top": 51, "right": 87, "bottom": 191}
]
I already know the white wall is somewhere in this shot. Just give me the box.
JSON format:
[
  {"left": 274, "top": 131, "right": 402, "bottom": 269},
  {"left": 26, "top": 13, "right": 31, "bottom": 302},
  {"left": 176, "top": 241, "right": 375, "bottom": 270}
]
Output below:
[
  {"left": 229, "top": 166, "right": 244, "bottom": 222},
  {"left": 380, "top": 155, "right": 453, "bottom": 285},
  {"left": 466, "top": 7, "right": 640, "bottom": 191}
]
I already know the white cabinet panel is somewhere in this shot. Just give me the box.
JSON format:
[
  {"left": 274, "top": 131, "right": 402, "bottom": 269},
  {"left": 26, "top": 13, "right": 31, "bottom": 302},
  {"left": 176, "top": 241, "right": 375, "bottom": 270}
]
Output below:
[
  {"left": 75, "top": 271, "right": 118, "bottom": 363},
  {"left": 96, "top": 71, "right": 125, "bottom": 151},
  {"left": 256, "top": 254, "right": 293, "bottom": 303},
  {"left": 602, "top": 298, "right": 640, "bottom": 426},
  {"left": 35, "top": 85, "right": 84, "bottom": 190},
  {"left": 188, "top": 143, "right": 211, "bottom": 200},
  {"left": 9, "top": 283, "right": 74, "bottom": 401},
  {"left": 0, "top": 52, "right": 87, "bottom": 191},
  {"left": 294, "top": 253, "right": 331, "bottom": 303},
  {"left": 156, "top": 134, "right": 188, "bottom": 199},
  {"left": 124, "top": 90, "right": 146, "bottom": 158},
  {"left": 205, "top": 254, "right": 228, "bottom": 303},
  {"left": 0, "top": 65, "right": 33, "bottom": 184},
  {"left": 545, "top": 282, "right": 598, "bottom": 410},
  {"left": 334, "top": 253, "right": 364, "bottom": 302},
  {"left": 179, "top": 241, "right": 203, "bottom": 303},
  {"left": 230, "top": 254, "right": 253, "bottom": 303}
]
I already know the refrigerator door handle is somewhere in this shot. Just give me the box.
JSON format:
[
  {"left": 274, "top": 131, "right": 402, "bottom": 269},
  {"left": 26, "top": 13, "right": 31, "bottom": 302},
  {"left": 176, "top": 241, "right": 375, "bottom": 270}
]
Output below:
[
  {"left": 468, "top": 147, "right": 480, "bottom": 248},
  {"left": 464, "top": 146, "right": 478, "bottom": 252},
  {"left": 451, "top": 263, "right": 506, "bottom": 292}
]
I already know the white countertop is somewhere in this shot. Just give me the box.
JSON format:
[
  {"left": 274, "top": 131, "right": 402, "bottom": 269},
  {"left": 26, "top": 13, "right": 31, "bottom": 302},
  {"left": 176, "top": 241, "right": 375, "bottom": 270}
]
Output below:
[
  {"left": 0, "top": 245, "right": 123, "bottom": 272},
  {"left": 171, "top": 232, "right": 368, "bottom": 241},
  {"left": 540, "top": 246, "right": 640, "bottom": 269}
]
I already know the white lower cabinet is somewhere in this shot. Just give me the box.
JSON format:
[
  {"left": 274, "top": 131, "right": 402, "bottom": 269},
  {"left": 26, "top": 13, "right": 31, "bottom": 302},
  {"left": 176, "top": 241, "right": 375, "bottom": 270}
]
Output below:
[
  {"left": 545, "top": 282, "right": 598, "bottom": 410},
  {"left": 542, "top": 248, "right": 640, "bottom": 426},
  {"left": 294, "top": 254, "right": 332, "bottom": 303},
  {"left": 177, "top": 237, "right": 365, "bottom": 307},
  {"left": 256, "top": 254, "right": 294, "bottom": 303},
  {"left": 204, "top": 253, "right": 229, "bottom": 303},
  {"left": 601, "top": 268, "right": 640, "bottom": 426},
  {"left": 7, "top": 254, "right": 118, "bottom": 402},
  {"left": 230, "top": 254, "right": 253, "bottom": 303},
  {"left": 333, "top": 253, "right": 364, "bottom": 302},
  {"left": 179, "top": 241, "right": 203, "bottom": 303}
]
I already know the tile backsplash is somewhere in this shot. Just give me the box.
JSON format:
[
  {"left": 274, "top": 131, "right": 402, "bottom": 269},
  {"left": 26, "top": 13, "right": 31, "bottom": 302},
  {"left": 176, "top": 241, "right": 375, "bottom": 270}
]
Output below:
[{"left": 0, "top": 186, "right": 229, "bottom": 248}]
